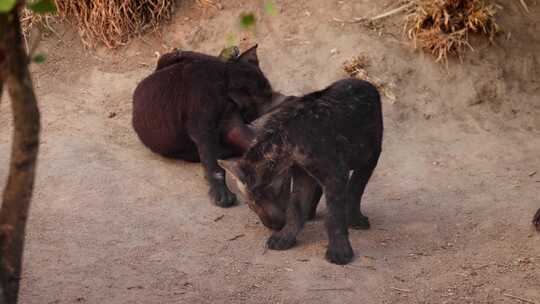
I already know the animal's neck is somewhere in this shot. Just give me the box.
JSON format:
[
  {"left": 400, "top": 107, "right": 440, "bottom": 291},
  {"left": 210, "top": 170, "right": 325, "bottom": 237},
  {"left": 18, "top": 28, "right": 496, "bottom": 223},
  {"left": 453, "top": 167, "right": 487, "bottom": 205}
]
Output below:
[
  {"left": 257, "top": 92, "right": 292, "bottom": 116},
  {"left": 270, "top": 92, "right": 291, "bottom": 108}
]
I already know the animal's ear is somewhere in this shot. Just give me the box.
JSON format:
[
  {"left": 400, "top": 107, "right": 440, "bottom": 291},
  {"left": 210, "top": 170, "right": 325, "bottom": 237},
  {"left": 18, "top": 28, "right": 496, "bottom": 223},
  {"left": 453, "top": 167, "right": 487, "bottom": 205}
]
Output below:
[
  {"left": 238, "top": 44, "right": 259, "bottom": 66},
  {"left": 218, "top": 46, "right": 240, "bottom": 62},
  {"left": 218, "top": 159, "right": 248, "bottom": 196},
  {"left": 218, "top": 159, "right": 245, "bottom": 181}
]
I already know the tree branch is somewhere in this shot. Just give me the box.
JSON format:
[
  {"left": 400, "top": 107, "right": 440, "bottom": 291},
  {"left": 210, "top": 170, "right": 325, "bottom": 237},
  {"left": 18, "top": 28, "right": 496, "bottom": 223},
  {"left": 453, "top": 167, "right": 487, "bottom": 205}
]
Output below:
[
  {"left": 0, "top": 4, "right": 41, "bottom": 304},
  {"left": 1, "top": 48, "right": 4, "bottom": 108}
]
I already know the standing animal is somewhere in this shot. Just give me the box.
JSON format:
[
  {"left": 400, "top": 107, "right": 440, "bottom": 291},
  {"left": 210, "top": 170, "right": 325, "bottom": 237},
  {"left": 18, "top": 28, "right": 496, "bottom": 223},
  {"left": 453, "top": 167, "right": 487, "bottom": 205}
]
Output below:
[
  {"left": 132, "top": 46, "right": 273, "bottom": 207},
  {"left": 219, "top": 78, "right": 383, "bottom": 265},
  {"left": 533, "top": 208, "right": 540, "bottom": 231}
]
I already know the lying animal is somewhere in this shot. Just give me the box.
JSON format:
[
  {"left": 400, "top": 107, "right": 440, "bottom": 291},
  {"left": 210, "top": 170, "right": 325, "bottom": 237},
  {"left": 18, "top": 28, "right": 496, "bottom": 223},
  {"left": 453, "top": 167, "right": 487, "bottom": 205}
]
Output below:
[
  {"left": 219, "top": 78, "right": 383, "bottom": 265},
  {"left": 155, "top": 46, "right": 240, "bottom": 71},
  {"left": 132, "top": 46, "right": 273, "bottom": 208}
]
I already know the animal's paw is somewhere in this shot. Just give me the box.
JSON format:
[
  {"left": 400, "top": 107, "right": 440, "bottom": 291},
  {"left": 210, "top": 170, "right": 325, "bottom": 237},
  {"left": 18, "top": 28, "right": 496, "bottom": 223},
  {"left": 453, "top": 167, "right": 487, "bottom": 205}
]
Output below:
[
  {"left": 267, "top": 234, "right": 296, "bottom": 250},
  {"left": 349, "top": 214, "right": 370, "bottom": 230},
  {"left": 209, "top": 184, "right": 236, "bottom": 208},
  {"left": 325, "top": 240, "right": 354, "bottom": 265},
  {"left": 533, "top": 208, "right": 540, "bottom": 231}
]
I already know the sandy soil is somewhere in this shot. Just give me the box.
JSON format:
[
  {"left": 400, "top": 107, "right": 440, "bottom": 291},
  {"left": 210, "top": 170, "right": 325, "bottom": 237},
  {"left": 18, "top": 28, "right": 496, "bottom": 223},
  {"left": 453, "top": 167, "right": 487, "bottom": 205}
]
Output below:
[{"left": 1, "top": 0, "right": 539, "bottom": 303}]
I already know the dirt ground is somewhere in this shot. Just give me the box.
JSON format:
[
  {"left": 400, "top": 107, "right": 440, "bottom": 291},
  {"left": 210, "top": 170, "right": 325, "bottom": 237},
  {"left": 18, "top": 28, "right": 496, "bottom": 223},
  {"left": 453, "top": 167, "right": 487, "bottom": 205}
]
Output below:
[{"left": 1, "top": 0, "right": 539, "bottom": 303}]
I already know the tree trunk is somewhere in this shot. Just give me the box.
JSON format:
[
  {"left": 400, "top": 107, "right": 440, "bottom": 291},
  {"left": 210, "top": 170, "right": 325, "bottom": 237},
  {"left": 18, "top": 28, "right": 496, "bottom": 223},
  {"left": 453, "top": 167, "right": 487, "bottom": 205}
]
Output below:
[
  {"left": 0, "top": 79, "right": 4, "bottom": 104},
  {"left": 0, "top": 64, "right": 4, "bottom": 304},
  {"left": 0, "top": 3, "right": 41, "bottom": 304}
]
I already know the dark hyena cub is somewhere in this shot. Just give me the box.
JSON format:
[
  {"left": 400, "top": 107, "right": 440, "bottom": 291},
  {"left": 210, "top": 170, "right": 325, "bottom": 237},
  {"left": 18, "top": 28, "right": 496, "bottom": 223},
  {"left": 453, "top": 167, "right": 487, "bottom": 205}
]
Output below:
[
  {"left": 132, "top": 46, "right": 273, "bottom": 208},
  {"left": 219, "top": 78, "right": 383, "bottom": 265}
]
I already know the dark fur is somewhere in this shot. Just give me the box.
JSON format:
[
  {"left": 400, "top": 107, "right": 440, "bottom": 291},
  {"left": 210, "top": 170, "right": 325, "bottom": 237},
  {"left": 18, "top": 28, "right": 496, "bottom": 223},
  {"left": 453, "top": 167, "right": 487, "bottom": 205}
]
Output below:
[
  {"left": 533, "top": 208, "right": 540, "bottom": 231},
  {"left": 155, "top": 46, "right": 240, "bottom": 71},
  {"left": 132, "top": 46, "right": 272, "bottom": 207},
  {"left": 234, "top": 78, "right": 383, "bottom": 264},
  {"left": 155, "top": 49, "right": 186, "bottom": 71}
]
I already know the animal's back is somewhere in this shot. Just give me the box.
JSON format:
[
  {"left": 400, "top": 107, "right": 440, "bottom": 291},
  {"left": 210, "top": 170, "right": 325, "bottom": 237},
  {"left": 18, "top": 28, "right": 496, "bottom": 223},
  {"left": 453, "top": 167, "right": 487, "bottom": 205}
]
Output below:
[
  {"left": 250, "top": 78, "right": 382, "bottom": 167},
  {"left": 132, "top": 60, "right": 214, "bottom": 158},
  {"left": 155, "top": 50, "right": 222, "bottom": 71},
  {"left": 296, "top": 79, "right": 382, "bottom": 166}
]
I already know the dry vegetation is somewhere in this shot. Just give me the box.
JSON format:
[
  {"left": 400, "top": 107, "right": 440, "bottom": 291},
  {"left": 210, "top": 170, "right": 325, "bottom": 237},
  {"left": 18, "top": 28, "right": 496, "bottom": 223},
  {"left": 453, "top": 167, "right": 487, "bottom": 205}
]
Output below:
[
  {"left": 23, "top": 0, "right": 175, "bottom": 48},
  {"left": 20, "top": 0, "right": 501, "bottom": 61},
  {"left": 405, "top": 0, "right": 500, "bottom": 63},
  {"left": 343, "top": 55, "right": 397, "bottom": 103}
]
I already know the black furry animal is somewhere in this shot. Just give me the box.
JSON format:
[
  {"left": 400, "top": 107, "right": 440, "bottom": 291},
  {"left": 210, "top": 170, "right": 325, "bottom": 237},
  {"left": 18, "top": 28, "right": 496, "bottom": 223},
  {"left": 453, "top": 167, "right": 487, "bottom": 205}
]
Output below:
[
  {"left": 220, "top": 78, "right": 383, "bottom": 265},
  {"left": 533, "top": 208, "right": 540, "bottom": 231},
  {"left": 132, "top": 46, "right": 273, "bottom": 207},
  {"left": 155, "top": 46, "right": 240, "bottom": 71}
]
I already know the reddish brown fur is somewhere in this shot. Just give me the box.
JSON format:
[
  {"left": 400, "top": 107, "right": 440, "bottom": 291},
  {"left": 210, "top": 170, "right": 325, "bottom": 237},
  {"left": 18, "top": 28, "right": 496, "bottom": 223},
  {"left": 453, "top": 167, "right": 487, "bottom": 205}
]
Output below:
[{"left": 132, "top": 46, "right": 273, "bottom": 207}]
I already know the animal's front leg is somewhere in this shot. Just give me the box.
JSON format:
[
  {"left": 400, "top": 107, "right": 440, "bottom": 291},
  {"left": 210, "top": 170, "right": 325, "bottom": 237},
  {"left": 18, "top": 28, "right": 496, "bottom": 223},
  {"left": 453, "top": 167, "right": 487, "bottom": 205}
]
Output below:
[
  {"left": 267, "top": 167, "right": 317, "bottom": 250},
  {"left": 266, "top": 200, "right": 302, "bottom": 250},
  {"left": 191, "top": 130, "right": 237, "bottom": 207}
]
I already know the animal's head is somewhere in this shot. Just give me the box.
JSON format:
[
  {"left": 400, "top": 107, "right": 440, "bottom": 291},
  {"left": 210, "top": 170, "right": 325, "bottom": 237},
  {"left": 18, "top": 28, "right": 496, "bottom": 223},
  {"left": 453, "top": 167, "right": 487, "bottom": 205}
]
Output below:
[
  {"left": 218, "top": 158, "right": 288, "bottom": 230},
  {"left": 226, "top": 45, "right": 273, "bottom": 122}
]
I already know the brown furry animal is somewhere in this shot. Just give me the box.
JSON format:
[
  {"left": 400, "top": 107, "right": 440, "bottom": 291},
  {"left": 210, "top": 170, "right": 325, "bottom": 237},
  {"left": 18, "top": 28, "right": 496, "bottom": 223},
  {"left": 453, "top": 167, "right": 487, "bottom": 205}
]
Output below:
[{"left": 132, "top": 46, "right": 273, "bottom": 207}]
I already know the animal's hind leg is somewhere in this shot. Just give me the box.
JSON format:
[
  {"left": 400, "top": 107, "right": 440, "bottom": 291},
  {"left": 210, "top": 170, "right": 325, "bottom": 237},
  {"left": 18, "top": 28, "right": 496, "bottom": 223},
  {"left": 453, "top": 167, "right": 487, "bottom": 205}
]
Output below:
[
  {"left": 347, "top": 152, "right": 380, "bottom": 230},
  {"left": 306, "top": 161, "right": 353, "bottom": 265}
]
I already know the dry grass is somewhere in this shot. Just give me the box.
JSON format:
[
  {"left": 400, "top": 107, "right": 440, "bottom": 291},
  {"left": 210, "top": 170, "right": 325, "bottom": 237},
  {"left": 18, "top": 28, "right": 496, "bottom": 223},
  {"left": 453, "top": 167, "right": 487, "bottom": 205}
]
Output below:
[
  {"left": 343, "top": 55, "right": 397, "bottom": 103},
  {"left": 405, "top": 0, "right": 499, "bottom": 63},
  {"left": 22, "top": 0, "right": 175, "bottom": 48},
  {"left": 21, "top": 9, "right": 56, "bottom": 34}
]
